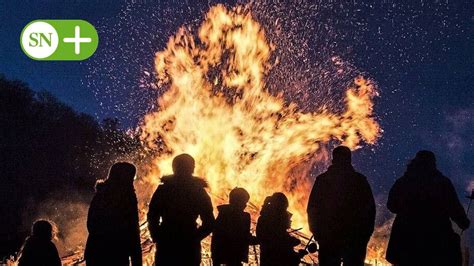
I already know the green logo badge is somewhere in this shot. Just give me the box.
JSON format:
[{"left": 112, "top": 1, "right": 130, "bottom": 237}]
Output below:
[{"left": 20, "top": 20, "right": 98, "bottom": 61}]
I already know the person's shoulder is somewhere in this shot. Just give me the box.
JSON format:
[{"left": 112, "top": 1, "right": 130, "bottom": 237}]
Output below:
[
  {"left": 21, "top": 237, "right": 34, "bottom": 250},
  {"left": 191, "top": 176, "right": 208, "bottom": 188},
  {"left": 354, "top": 171, "right": 370, "bottom": 181},
  {"left": 95, "top": 180, "right": 107, "bottom": 192},
  {"left": 388, "top": 175, "right": 412, "bottom": 192},
  {"left": 156, "top": 175, "right": 176, "bottom": 191},
  {"left": 24, "top": 237, "right": 57, "bottom": 251},
  {"left": 186, "top": 176, "right": 209, "bottom": 195},
  {"left": 160, "top": 175, "right": 174, "bottom": 185},
  {"left": 150, "top": 177, "right": 172, "bottom": 199},
  {"left": 237, "top": 209, "right": 251, "bottom": 218},
  {"left": 243, "top": 211, "right": 251, "bottom": 221},
  {"left": 45, "top": 239, "right": 58, "bottom": 250},
  {"left": 217, "top": 204, "right": 230, "bottom": 212},
  {"left": 315, "top": 171, "right": 329, "bottom": 181},
  {"left": 354, "top": 170, "right": 367, "bottom": 178},
  {"left": 436, "top": 173, "right": 454, "bottom": 186}
]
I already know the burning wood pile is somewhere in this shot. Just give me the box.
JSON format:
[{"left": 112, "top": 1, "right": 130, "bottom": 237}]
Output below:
[
  {"left": 57, "top": 3, "right": 384, "bottom": 266},
  {"left": 57, "top": 195, "right": 318, "bottom": 266},
  {"left": 56, "top": 195, "right": 389, "bottom": 265}
]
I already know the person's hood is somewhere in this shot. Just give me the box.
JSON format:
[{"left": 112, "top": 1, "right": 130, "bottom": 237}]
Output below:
[
  {"left": 403, "top": 167, "right": 443, "bottom": 180},
  {"left": 95, "top": 181, "right": 107, "bottom": 192},
  {"left": 95, "top": 179, "right": 135, "bottom": 196}
]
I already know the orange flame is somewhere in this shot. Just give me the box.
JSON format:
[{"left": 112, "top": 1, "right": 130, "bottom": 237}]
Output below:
[{"left": 140, "top": 4, "right": 380, "bottom": 234}]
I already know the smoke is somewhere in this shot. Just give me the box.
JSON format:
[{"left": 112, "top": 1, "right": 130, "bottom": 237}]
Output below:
[
  {"left": 23, "top": 192, "right": 90, "bottom": 256},
  {"left": 441, "top": 108, "right": 474, "bottom": 191}
]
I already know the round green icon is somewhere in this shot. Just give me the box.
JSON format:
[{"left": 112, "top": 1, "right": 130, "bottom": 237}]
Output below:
[{"left": 20, "top": 20, "right": 99, "bottom": 61}]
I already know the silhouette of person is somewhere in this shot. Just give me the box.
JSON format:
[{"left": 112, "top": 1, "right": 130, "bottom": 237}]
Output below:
[
  {"left": 211, "top": 187, "right": 257, "bottom": 266},
  {"left": 147, "top": 154, "right": 215, "bottom": 266},
  {"left": 18, "top": 220, "right": 61, "bottom": 266},
  {"left": 307, "top": 146, "right": 375, "bottom": 266},
  {"left": 256, "top": 192, "right": 301, "bottom": 266},
  {"left": 386, "top": 150, "right": 470, "bottom": 266},
  {"left": 84, "top": 162, "right": 142, "bottom": 266}
]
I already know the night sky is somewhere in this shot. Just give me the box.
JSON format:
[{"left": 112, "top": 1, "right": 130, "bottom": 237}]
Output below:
[{"left": 1, "top": 0, "right": 473, "bottom": 225}]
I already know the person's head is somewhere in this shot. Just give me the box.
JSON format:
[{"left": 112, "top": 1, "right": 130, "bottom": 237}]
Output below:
[
  {"left": 270, "top": 192, "right": 289, "bottom": 211},
  {"left": 415, "top": 150, "right": 436, "bottom": 168},
  {"left": 332, "top": 145, "right": 352, "bottom": 165},
  {"left": 105, "top": 162, "right": 136, "bottom": 189},
  {"left": 229, "top": 187, "right": 250, "bottom": 211},
  {"left": 407, "top": 150, "right": 437, "bottom": 173},
  {"left": 31, "top": 220, "right": 56, "bottom": 240},
  {"left": 261, "top": 192, "right": 291, "bottom": 229},
  {"left": 172, "top": 154, "right": 195, "bottom": 177}
]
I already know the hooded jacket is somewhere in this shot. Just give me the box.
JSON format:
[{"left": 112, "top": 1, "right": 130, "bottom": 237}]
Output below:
[
  {"left": 211, "top": 204, "right": 252, "bottom": 264},
  {"left": 147, "top": 174, "right": 214, "bottom": 266},
  {"left": 386, "top": 169, "right": 469, "bottom": 265}
]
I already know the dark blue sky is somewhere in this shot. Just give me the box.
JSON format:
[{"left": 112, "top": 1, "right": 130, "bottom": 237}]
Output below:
[
  {"left": 0, "top": 0, "right": 122, "bottom": 115},
  {"left": 1, "top": 0, "right": 473, "bottom": 202}
]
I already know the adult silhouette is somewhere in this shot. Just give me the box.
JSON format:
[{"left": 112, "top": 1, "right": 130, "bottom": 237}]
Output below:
[
  {"left": 84, "top": 162, "right": 142, "bottom": 266},
  {"left": 18, "top": 220, "right": 61, "bottom": 266},
  {"left": 386, "top": 150, "right": 470, "bottom": 265},
  {"left": 211, "top": 187, "right": 257, "bottom": 266},
  {"left": 307, "top": 146, "right": 375, "bottom": 266},
  {"left": 256, "top": 192, "right": 301, "bottom": 266},
  {"left": 147, "top": 154, "right": 214, "bottom": 266}
]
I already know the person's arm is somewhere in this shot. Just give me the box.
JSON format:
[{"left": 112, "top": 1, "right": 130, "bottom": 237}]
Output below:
[
  {"left": 130, "top": 194, "right": 142, "bottom": 266},
  {"left": 361, "top": 175, "right": 376, "bottom": 238},
  {"left": 18, "top": 240, "right": 32, "bottom": 266},
  {"left": 197, "top": 188, "right": 215, "bottom": 239},
  {"left": 445, "top": 178, "right": 470, "bottom": 230},
  {"left": 86, "top": 195, "right": 100, "bottom": 234},
  {"left": 307, "top": 174, "right": 322, "bottom": 238},
  {"left": 244, "top": 212, "right": 258, "bottom": 245},
  {"left": 86, "top": 193, "right": 114, "bottom": 235},
  {"left": 147, "top": 187, "right": 163, "bottom": 242},
  {"left": 50, "top": 242, "right": 62, "bottom": 266},
  {"left": 256, "top": 216, "right": 268, "bottom": 244},
  {"left": 86, "top": 184, "right": 108, "bottom": 234},
  {"left": 387, "top": 178, "right": 403, "bottom": 214}
]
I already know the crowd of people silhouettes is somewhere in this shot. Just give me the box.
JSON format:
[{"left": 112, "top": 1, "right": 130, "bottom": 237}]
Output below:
[{"left": 17, "top": 146, "right": 470, "bottom": 266}]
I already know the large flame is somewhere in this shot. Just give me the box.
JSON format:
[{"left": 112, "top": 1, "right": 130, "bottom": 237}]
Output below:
[{"left": 140, "top": 4, "right": 380, "bottom": 232}]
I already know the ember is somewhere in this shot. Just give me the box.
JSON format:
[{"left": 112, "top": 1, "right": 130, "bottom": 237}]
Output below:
[
  {"left": 140, "top": 2, "right": 379, "bottom": 236},
  {"left": 138, "top": 3, "right": 382, "bottom": 265},
  {"left": 42, "top": 4, "right": 383, "bottom": 266}
]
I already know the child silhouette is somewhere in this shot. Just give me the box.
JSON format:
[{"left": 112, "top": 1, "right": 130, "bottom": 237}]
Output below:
[
  {"left": 211, "top": 187, "right": 257, "bottom": 266},
  {"left": 18, "top": 220, "right": 61, "bottom": 266}
]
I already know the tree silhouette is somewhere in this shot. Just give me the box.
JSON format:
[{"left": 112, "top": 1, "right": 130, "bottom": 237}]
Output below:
[{"left": 0, "top": 75, "right": 142, "bottom": 258}]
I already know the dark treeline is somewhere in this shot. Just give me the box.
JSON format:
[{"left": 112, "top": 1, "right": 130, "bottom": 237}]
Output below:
[{"left": 0, "top": 75, "right": 141, "bottom": 257}]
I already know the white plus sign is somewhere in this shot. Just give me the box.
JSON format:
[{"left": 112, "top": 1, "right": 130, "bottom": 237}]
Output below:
[{"left": 63, "top": 26, "right": 92, "bottom": 55}]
